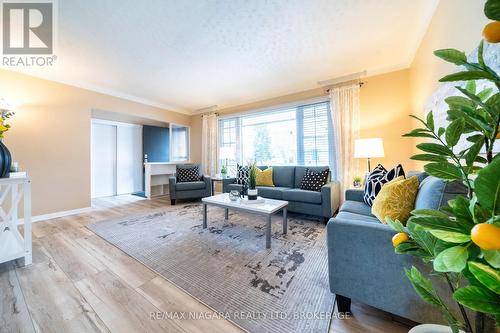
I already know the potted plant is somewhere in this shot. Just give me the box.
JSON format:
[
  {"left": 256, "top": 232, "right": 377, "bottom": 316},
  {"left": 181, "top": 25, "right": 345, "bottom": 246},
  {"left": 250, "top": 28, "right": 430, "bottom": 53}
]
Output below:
[
  {"left": 248, "top": 163, "right": 258, "bottom": 200},
  {"left": 353, "top": 176, "right": 362, "bottom": 188},
  {"left": 220, "top": 164, "right": 227, "bottom": 176},
  {"left": 387, "top": 2, "right": 500, "bottom": 333},
  {"left": 0, "top": 99, "right": 14, "bottom": 178}
]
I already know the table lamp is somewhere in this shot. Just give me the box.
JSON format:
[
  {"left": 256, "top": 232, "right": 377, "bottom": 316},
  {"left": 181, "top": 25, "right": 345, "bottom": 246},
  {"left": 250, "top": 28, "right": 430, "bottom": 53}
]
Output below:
[{"left": 354, "top": 138, "right": 384, "bottom": 172}]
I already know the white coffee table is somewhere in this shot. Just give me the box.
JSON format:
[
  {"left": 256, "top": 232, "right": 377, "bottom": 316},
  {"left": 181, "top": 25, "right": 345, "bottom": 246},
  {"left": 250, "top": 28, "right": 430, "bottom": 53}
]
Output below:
[{"left": 201, "top": 193, "right": 288, "bottom": 249}]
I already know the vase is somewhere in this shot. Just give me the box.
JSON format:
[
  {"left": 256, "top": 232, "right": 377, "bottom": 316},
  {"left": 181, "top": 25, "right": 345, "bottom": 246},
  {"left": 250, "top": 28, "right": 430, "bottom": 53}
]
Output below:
[
  {"left": 248, "top": 188, "right": 258, "bottom": 200},
  {"left": 0, "top": 141, "right": 11, "bottom": 178},
  {"left": 408, "top": 324, "right": 465, "bottom": 333}
]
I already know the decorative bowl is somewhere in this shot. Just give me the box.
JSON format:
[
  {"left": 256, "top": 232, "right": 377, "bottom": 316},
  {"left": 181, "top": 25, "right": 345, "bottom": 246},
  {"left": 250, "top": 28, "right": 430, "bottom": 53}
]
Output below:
[{"left": 229, "top": 190, "right": 239, "bottom": 201}]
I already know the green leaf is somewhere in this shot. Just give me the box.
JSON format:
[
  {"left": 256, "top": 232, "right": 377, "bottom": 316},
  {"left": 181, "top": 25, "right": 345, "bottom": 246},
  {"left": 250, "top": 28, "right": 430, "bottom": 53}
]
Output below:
[
  {"left": 426, "top": 112, "right": 434, "bottom": 131},
  {"left": 466, "top": 134, "right": 484, "bottom": 143},
  {"left": 417, "top": 143, "right": 452, "bottom": 156},
  {"left": 438, "top": 127, "right": 445, "bottom": 137},
  {"left": 433, "top": 245, "right": 468, "bottom": 272},
  {"left": 409, "top": 216, "right": 467, "bottom": 233},
  {"left": 478, "top": 40, "right": 485, "bottom": 69},
  {"left": 448, "top": 196, "right": 475, "bottom": 231},
  {"left": 478, "top": 88, "right": 493, "bottom": 101},
  {"left": 485, "top": 0, "right": 500, "bottom": 21},
  {"left": 411, "top": 209, "right": 449, "bottom": 218},
  {"left": 456, "top": 87, "right": 487, "bottom": 108},
  {"left": 424, "top": 162, "right": 462, "bottom": 181},
  {"left": 465, "top": 139, "right": 484, "bottom": 167},
  {"left": 428, "top": 230, "right": 470, "bottom": 243},
  {"left": 410, "top": 154, "right": 447, "bottom": 162},
  {"left": 465, "top": 80, "right": 476, "bottom": 94},
  {"left": 486, "top": 93, "right": 500, "bottom": 118},
  {"left": 385, "top": 217, "right": 406, "bottom": 233},
  {"left": 484, "top": 250, "right": 500, "bottom": 269},
  {"left": 405, "top": 267, "right": 443, "bottom": 307},
  {"left": 475, "top": 157, "right": 500, "bottom": 215},
  {"left": 453, "top": 286, "right": 500, "bottom": 314},
  {"left": 434, "top": 49, "right": 467, "bottom": 66},
  {"left": 439, "top": 71, "right": 497, "bottom": 82},
  {"left": 445, "top": 118, "right": 465, "bottom": 147},
  {"left": 445, "top": 96, "right": 476, "bottom": 111},
  {"left": 407, "top": 222, "right": 436, "bottom": 258},
  {"left": 468, "top": 262, "right": 500, "bottom": 294},
  {"left": 403, "top": 130, "right": 436, "bottom": 139}
]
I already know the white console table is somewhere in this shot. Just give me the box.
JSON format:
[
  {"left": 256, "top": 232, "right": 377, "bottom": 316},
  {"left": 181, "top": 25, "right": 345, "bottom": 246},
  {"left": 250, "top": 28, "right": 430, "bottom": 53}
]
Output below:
[
  {"left": 0, "top": 177, "right": 32, "bottom": 266},
  {"left": 144, "top": 162, "right": 179, "bottom": 198}
]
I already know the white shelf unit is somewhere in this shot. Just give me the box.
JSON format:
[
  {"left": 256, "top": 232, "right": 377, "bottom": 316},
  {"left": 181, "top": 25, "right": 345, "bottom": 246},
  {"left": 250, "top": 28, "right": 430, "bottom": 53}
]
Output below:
[
  {"left": 144, "top": 162, "right": 177, "bottom": 198},
  {"left": 0, "top": 177, "right": 32, "bottom": 266}
]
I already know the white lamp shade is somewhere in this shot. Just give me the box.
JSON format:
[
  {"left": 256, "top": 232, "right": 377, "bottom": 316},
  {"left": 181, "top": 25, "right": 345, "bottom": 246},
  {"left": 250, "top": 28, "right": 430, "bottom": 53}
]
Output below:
[
  {"left": 219, "top": 147, "right": 235, "bottom": 159},
  {"left": 354, "top": 138, "right": 384, "bottom": 158}
]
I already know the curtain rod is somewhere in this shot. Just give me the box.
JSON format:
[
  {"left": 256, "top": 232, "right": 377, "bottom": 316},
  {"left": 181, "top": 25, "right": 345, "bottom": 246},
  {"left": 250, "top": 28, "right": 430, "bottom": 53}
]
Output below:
[{"left": 324, "top": 79, "right": 365, "bottom": 93}]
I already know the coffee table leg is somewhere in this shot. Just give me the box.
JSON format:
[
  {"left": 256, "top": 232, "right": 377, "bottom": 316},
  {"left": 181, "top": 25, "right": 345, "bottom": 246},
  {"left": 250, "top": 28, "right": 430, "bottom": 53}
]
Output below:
[
  {"left": 225, "top": 208, "right": 229, "bottom": 220},
  {"left": 266, "top": 215, "right": 271, "bottom": 249},
  {"left": 283, "top": 207, "right": 288, "bottom": 234},
  {"left": 203, "top": 203, "right": 207, "bottom": 228}
]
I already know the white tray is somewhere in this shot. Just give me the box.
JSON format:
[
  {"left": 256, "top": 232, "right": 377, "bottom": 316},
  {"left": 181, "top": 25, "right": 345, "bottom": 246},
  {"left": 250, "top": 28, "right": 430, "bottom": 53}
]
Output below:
[{"left": 240, "top": 197, "right": 265, "bottom": 204}]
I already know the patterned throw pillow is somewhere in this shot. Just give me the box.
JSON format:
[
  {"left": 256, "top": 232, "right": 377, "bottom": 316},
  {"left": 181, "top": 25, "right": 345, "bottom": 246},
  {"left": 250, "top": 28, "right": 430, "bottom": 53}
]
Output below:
[
  {"left": 363, "top": 164, "right": 405, "bottom": 206},
  {"left": 236, "top": 164, "right": 250, "bottom": 185},
  {"left": 300, "top": 168, "right": 329, "bottom": 192},
  {"left": 372, "top": 176, "right": 419, "bottom": 224},
  {"left": 177, "top": 166, "right": 200, "bottom": 182}
]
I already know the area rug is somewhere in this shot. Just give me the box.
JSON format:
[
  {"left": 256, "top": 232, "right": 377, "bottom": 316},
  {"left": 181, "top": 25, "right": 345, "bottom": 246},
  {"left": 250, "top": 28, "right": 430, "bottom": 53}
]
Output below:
[{"left": 87, "top": 202, "right": 334, "bottom": 333}]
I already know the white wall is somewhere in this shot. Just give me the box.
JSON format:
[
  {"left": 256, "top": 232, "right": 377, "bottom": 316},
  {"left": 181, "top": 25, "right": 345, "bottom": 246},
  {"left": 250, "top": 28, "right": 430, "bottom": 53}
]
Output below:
[{"left": 91, "top": 122, "right": 117, "bottom": 198}]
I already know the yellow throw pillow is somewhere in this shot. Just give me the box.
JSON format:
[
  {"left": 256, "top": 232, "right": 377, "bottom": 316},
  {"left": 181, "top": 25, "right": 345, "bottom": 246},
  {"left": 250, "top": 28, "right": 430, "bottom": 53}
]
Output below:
[
  {"left": 372, "top": 176, "right": 419, "bottom": 225},
  {"left": 256, "top": 167, "right": 274, "bottom": 187}
]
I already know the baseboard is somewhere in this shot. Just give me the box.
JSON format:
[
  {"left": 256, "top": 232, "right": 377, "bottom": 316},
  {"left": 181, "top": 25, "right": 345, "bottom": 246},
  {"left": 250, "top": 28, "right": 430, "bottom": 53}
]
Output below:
[{"left": 20, "top": 207, "right": 93, "bottom": 224}]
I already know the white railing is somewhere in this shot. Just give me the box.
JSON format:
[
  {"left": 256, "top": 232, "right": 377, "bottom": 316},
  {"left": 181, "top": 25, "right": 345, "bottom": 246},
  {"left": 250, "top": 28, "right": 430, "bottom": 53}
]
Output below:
[{"left": 0, "top": 177, "right": 32, "bottom": 266}]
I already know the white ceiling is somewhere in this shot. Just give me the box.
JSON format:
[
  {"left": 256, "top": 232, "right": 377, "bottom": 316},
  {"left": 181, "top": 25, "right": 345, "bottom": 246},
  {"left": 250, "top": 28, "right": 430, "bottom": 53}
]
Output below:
[{"left": 10, "top": 0, "right": 438, "bottom": 114}]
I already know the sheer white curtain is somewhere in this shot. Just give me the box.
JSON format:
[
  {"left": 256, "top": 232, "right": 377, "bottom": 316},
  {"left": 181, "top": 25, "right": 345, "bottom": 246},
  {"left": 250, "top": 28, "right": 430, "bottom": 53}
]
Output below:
[
  {"left": 201, "top": 114, "right": 219, "bottom": 176},
  {"left": 329, "top": 84, "right": 361, "bottom": 202}
]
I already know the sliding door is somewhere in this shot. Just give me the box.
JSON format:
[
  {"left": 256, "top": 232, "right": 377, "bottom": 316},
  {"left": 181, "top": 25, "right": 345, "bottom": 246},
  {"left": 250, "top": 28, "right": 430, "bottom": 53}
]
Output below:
[
  {"left": 91, "top": 123, "right": 117, "bottom": 198},
  {"left": 117, "top": 125, "right": 143, "bottom": 195}
]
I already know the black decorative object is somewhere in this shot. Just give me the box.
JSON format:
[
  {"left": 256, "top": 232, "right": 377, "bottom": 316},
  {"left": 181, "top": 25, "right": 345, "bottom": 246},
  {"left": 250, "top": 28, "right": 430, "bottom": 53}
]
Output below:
[{"left": 0, "top": 140, "right": 11, "bottom": 178}]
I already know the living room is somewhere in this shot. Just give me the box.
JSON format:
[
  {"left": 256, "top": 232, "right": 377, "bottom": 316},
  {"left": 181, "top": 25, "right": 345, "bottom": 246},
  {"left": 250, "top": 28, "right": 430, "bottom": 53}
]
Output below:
[{"left": 0, "top": 0, "right": 499, "bottom": 332}]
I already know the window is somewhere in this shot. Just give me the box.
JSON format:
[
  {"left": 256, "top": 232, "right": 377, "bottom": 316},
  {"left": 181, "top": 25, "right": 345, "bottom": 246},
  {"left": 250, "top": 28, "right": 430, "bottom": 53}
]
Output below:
[
  {"left": 170, "top": 124, "right": 189, "bottom": 161},
  {"left": 219, "top": 101, "right": 334, "bottom": 171}
]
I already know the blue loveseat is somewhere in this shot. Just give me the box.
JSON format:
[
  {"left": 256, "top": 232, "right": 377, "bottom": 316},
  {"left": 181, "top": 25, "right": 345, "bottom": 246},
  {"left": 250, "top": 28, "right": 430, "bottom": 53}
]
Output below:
[
  {"left": 222, "top": 166, "right": 340, "bottom": 220},
  {"left": 326, "top": 172, "right": 470, "bottom": 325}
]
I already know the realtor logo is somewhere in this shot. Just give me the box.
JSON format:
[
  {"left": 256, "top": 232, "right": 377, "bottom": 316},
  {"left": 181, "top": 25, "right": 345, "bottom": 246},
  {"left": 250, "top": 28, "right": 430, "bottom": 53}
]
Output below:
[{"left": 2, "top": 1, "right": 53, "bottom": 54}]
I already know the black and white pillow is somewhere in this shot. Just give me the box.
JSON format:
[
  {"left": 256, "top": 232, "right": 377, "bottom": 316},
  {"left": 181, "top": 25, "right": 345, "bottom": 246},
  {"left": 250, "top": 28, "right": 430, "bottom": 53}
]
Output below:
[
  {"left": 300, "top": 168, "right": 329, "bottom": 192},
  {"left": 177, "top": 166, "right": 201, "bottom": 183},
  {"left": 363, "top": 164, "right": 405, "bottom": 206},
  {"left": 236, "top": 164, "right": 250, "bottom": 185}
]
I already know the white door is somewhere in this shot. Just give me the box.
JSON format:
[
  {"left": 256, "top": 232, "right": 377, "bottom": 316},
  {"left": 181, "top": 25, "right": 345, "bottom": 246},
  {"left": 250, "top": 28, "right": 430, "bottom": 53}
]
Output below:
[
  {"left": 117, "top": 125, "right": 143, "bottom": 195},
  {"left": 91, "top": 122, "right": 117, "bottom": 198}
]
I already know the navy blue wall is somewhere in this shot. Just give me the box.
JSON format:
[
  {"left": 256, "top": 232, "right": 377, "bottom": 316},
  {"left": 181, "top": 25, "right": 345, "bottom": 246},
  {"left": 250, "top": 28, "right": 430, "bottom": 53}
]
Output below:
[{"left": 143, "top": 125, "right": 169, "bottom": 162}]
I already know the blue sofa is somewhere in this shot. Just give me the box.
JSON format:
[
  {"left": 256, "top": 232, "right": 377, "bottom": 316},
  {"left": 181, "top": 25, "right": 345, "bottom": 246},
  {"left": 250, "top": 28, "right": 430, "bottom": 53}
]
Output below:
[
  {"left": 222, "top": 166, "right": 340, "bottom": 220},
  {"left": 169, "top": 164, "right": 212, "bottom": 205},
  {"left": 326, "top": 172, "right": 469, "bottom": 324}
]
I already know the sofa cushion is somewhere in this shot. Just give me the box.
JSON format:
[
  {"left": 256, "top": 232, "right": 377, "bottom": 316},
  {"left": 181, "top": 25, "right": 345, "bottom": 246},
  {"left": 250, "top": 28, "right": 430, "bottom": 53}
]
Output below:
[
  {"left": 295, "top": 166, "right": 330, "bottom": 188},
  {"left": 283, "top": 189, "right": 322, "bottom": 204},
  {"left": 256, "top": 186, "right": 289, "bottom": 200},
  {"left": 176, "top": 165, "right": 201, "bottom": 182},
  {"left": 415, "top": 176, "right": 467, "bottom": 210},
  {"left": 256, "top": 167, "right": 275, "bottom": 187},
  {"left": 272, "top": 166, "right": 295, "bottom": 188},
  {"left": 336, "top": 211, "right": 381, "bottom": 224},
  {"left": 176, "top": 181, "right": 206, "bottom": 191},
  {"left": 363, "top": 164, "right": 405, "bottom": 206},
  {"left": 299, "top": 168, "right": 329, "bottom": 192},
  {"left": 340, "top": 200, "right": 374, "bottom": 217}
]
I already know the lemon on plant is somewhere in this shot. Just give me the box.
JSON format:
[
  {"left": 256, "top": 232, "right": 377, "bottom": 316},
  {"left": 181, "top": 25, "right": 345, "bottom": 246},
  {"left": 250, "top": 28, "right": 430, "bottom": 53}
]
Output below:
[
  {"left": 392, "top": 232, "right": 410, "bottom": 247},
  {"left": 471, "top": 223, "right": 500, "bottom": 250},
  {"left": 483, "top": 21, "right": 500, "bottom": 43}
]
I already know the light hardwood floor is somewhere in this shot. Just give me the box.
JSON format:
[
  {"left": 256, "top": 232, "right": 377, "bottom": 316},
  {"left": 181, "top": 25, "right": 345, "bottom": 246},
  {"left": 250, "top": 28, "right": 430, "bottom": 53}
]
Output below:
[{"left": 0, "top": 195, "right": 411, "bottom": 333}]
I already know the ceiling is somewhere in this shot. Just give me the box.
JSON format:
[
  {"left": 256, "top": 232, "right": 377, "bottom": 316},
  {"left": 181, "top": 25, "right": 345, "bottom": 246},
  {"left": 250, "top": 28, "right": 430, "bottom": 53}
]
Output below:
[{"left": 11, "top": 0, "right": 438, "bottom": 114}]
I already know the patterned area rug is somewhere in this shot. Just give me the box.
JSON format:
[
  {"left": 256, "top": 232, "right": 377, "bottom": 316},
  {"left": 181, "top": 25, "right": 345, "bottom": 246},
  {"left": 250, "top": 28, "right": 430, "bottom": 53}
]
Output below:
[{"left": 87, "top": 202, "right": 334, "bottom": 333}]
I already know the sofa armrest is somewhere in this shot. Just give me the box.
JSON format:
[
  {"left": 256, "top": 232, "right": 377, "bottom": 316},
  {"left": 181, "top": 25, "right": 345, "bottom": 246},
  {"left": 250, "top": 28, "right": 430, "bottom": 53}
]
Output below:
[
  {"left": 168, "top": 176, "right": 177, "bottom": 199},
  {"left": 222, "top": 177, "right": 237, "bottom": 193},
  {"left": 345, "top": 189, "right": 364, "bottom": 202},
  {"left": 203, "top": 176, "right": 211, "bottom": 191},
  {"left": 321, "top": 181, "right": 340, "bottom": 217}
]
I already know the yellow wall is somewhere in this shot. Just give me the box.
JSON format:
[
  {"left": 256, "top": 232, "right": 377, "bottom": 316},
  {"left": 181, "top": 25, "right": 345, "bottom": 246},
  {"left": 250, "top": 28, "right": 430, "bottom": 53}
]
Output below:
[
  {"left": 0, "top": 69, "right": 191, "bottom": 216},
  {"left": 191, "top": 69, "right": 414, "bottom": 175},
  {"left": 409, "top": 0, "right": 488, "bottom": 159}
]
